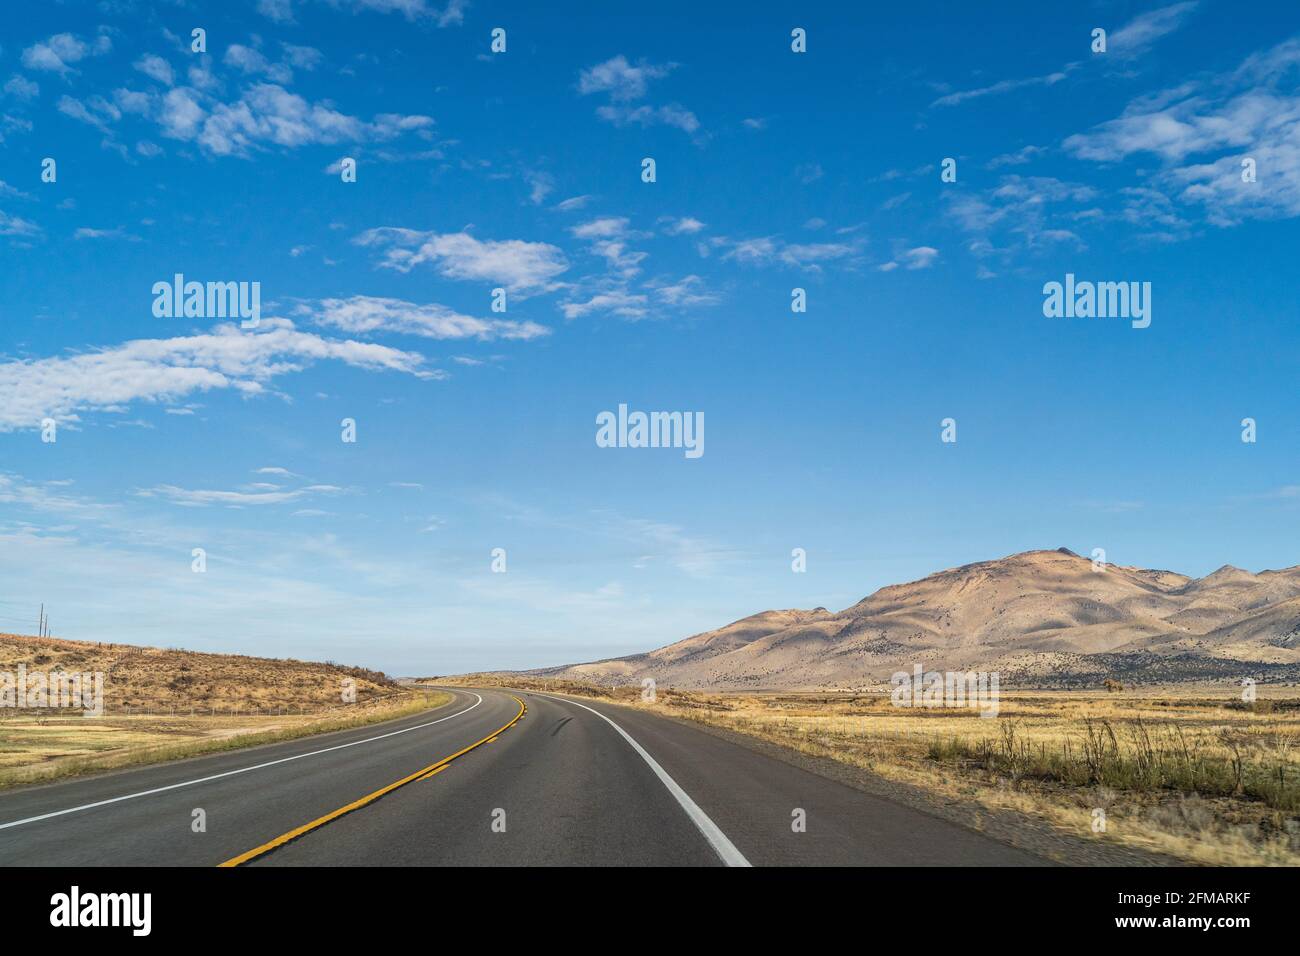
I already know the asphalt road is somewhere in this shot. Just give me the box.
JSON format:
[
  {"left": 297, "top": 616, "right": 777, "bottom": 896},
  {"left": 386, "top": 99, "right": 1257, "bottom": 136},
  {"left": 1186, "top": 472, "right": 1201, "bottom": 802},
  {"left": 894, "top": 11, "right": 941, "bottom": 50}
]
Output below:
[{"left": 0, "top": 688, "right": 1044, "bottom": 866}]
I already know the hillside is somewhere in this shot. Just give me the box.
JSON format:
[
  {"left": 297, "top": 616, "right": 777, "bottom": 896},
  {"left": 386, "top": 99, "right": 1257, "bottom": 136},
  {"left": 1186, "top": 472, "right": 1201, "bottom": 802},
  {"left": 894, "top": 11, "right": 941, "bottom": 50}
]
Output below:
[
  {"left": 532, "top": 549, "right": 1300, "bottom": 689},
  {"left": 0, "top": 633, "right": 397, "bottom": 712}
]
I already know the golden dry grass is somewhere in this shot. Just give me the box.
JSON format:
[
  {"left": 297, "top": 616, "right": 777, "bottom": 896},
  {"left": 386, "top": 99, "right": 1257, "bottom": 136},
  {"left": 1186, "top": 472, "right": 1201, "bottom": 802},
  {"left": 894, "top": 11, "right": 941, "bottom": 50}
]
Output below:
[
  {"left": 0, "top": 632, "right": 395, "bottom": 712},
  {"left": 0, "top": 632, "right": 450, "bottom": 789},
  {"left": 0, "top": 691, "right": 451, "bottom": 790},
  {"left": 447, "top": 674, "right": 1300, "bottom": 866}
]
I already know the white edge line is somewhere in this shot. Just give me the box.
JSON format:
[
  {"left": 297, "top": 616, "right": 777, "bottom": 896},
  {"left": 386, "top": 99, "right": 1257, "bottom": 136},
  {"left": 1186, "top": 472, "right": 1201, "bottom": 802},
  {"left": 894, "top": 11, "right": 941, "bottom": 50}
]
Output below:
[
  {"left": 533, "top": 692, "right": 752, "bottom": 868},
  {"left": 0, "top": 692, "right": 484, "bottom": 832}
]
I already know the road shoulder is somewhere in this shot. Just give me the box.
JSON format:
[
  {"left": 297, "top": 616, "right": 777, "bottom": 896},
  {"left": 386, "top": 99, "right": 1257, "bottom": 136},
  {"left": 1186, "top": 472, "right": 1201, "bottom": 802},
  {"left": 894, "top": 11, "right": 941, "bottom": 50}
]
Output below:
[{"left": 624, "top": 703, "right": 1183, "bottom": 867}]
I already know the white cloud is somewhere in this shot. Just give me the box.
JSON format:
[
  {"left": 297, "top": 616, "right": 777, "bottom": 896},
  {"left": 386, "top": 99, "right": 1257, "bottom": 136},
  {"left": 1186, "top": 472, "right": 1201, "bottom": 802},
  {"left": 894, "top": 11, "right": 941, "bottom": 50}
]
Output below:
[
  {"left": 711, "top": 235, "right": 864, "bottom": 270},
  {"left": 306, "top": 295, "right": 550, "bottom": 341},
  {"left": 57, "top": 94, "right": 120, "bottom": 133},
  {"left": 0, "top": 210, "right": 40, "bottom": 237},
  {"left": 595, "top": 102, "right": 700, "bottom": 134},
  {"left": 987, "top": 145, "right": 1047, "bottom": 168},
  {"left": 0, "top": 319, "right": 434, "bottom": 431},
  {"left": 932, "top": 4, "right": 1196, "bottom": 109},
  {"left": 1109, "top": 2, "right": 1199, "bottom": 57},
  {"left": 158, "top": 88, "right": 205, "bottom": 139},
  {"left": 571, "top": 217, "right": 631, "bottom": 240},
  {"left": 561, "top": 267, "right": 719, "bottom": 319},
  {"left": 134, "top": 55, "right": 175, "bottom": 87},
  {"left": 1064, "top": 37, "right": 1300, "bottom": 225},
  {"left": 578, "top": 55, "right": 673, "bottom": 101},
  {"left": 570, "top": 217, "right": 651, "bottom": 279},
  {"left": 224, "top": 45, "right": 293, "bottom": 84},
  {"left": 879, "top": 246, "right": 939, "bottom": 271},
  {"left": 261, "top": 0, "right": 468, "bottom": 23},
  {"left": 138, "top": 483, "right": 344, "bottom": 508},
  {"left": 553, "top": 195, "right": 594, "bottom": 212},
  {"left": 647, "top": 274, "right": 720, "bottom": 308},
  {"left": 21, "top": 33, "right": 103, "bottom": 76},
  {"left": 114, "top": 88, "right": 154, "bottom": 116},
  {"left": 945, "top": 175, "right": 1095, "bottom": 263},
  {"left": 282, "top": 44, "right": 324, "bottom": 70},
  {"left": 148, "top": 83, "right": 432, "bottom": 157},
  {"left": 932, "top": 66, "right": 1075, "bottom": 108},
  {"left": 560, "top": 288, "right": 649, "bottom": 320},
  {"left": 354, "top": 227, "right": 569, "bottom": 292},
  {"left": 3, "top": 75, "right": 39, "bottom": 101},
  {"left": 661, "top": 216, "right": 706, "bottom": 235},
  {"left": 73, "top": 226, "right": 141, "bottom": 241},
  {"left": 0, "top": 474, "right": 118, "bottom": 521},
  {"left": 524, "top": 170, "right": 554, "bottom": 205},
  {"left": 258, "top": 0, "right": 296, "bottom": 21},
  {"left": 578, "top": 55, "right": 700, "bottom": 136}
]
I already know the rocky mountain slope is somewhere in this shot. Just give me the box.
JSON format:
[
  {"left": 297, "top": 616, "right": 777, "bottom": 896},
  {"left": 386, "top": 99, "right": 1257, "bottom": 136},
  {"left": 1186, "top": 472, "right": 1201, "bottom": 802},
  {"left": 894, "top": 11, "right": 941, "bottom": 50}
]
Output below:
[{"left": 533, "top": 549, "right": 1300, "bottom": 688}]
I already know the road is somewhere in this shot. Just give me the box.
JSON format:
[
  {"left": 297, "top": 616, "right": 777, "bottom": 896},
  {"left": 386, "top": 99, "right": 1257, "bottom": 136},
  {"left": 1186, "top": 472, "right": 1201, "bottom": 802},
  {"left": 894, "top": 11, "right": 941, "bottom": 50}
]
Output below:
[{"left": 0, "top": 688, "right": 1044, "bottom": 866}]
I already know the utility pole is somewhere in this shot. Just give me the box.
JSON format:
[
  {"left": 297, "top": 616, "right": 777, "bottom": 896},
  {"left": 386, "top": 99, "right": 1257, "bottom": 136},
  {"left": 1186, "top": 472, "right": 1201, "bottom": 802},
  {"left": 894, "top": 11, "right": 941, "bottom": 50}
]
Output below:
[{"left": 38, "top": 604, "right": 44, "bottom": 637}]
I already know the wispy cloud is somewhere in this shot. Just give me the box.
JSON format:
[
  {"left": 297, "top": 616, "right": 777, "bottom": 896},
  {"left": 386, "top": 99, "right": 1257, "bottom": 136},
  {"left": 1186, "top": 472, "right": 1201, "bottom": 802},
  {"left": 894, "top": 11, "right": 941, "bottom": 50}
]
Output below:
[
  {"left": 73, "top": 226, "right": 141, "bottom": 241},
  {"left": 354, "top": 227, "right": 569, "bottom": 292},
  {"left": 705, "top": 235, "right": 865, "bottom": 270},
  {"left": 21, "top": 32, "right": 110, "bottom": 77},
  {"left": 932, "top": 3, "right": 1197, "bottom": 108},
  {"left": 0, "top": 319, "right": 434, "bottom": 432},
  {"left": 932, "top": 65, "right": 1076, "bottom": 108},
  {"left": 945, "top": 175, "right": 1095, "bottom": 271},
  {"left": 1064, "top": 36, "right": 1300, "bottom": 226},
  {"left": 137, "top": 482, "right": 345, "bottom": 508},
  {"left": 578, "top": 55, "right": 700, "bottom": 136},
  {"left": 258, "top": 0, "right": 467, "bottom": 25},
  {"left": 878, "top": 246, "right": 939, "bottom": 272},
  {"left": 578, "top": 55, "right": 674, "bottom": 101},
  {"left": 305, "top": 295, "right": 550, "bottom": 341},
  {"left": 1108, "top": 2, "right": 1199, "bottom": 57}
]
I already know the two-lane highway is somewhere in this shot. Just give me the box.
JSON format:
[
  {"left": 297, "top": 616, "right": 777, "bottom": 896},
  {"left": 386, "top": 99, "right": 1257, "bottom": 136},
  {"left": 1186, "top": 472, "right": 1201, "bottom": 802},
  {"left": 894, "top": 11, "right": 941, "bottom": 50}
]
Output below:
[{"left": 0, "top": 688, "right": 1045, "bottom": 866}]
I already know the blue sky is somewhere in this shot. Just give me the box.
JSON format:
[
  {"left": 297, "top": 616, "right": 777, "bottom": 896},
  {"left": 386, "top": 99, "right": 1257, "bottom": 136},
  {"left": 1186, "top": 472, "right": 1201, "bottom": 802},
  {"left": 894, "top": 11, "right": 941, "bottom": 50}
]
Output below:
[{"left": 1, "top": 0, "right": 1298, "bottom": 674}]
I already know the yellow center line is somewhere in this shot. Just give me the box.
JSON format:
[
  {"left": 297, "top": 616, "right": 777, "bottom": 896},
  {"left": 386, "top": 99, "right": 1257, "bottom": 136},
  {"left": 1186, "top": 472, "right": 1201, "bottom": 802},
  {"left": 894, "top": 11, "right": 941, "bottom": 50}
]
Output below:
[{"left": 218, "top": 695, "right": 527, "bottom": 867}]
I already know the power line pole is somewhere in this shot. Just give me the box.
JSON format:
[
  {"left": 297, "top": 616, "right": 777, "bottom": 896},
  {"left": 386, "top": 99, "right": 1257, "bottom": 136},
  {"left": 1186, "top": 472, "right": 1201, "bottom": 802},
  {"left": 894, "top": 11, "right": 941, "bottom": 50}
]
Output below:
[{"left": 38, "top": 604, "right": 44, "bottom": 638}]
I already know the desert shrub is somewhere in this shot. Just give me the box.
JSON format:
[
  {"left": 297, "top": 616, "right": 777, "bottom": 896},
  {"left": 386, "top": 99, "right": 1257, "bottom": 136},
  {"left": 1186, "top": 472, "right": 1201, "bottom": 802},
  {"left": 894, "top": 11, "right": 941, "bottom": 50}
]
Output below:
[{"left": 928, "top": 717, "right": 1300, "bottom": 812}]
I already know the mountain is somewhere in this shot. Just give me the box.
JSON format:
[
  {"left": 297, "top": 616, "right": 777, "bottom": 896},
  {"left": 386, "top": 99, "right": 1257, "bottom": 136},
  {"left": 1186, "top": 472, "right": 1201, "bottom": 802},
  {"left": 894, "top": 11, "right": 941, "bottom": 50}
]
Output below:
[{"left": 532, "top": 549, "right": 1300, "bottom": 689}]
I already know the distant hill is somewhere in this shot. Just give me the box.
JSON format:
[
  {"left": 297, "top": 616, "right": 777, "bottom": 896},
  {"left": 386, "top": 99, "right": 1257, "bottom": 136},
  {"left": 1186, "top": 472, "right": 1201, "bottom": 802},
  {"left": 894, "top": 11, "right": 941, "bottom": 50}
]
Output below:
[
  {"left": 532, "top": 549, "right": 1300, "bottom": 689},
  {"left": 0, "top": 633, "right": 396, "bottom": 711}
]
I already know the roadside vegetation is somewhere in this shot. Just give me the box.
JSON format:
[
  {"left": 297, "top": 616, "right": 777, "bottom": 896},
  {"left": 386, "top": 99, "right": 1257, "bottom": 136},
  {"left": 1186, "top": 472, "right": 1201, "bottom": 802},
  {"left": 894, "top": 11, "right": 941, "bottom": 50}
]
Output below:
[
  {"left": 442, "top": 674, "right": 1300, "bottom": 866},
  {"left": 0, "top": 633, "right": 450, "bottom": 790}
]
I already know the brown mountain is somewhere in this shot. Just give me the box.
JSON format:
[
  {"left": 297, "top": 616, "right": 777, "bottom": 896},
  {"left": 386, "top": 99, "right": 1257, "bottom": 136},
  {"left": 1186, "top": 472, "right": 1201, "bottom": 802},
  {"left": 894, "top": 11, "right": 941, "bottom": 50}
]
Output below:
[{"left": 534, "top": 549, "right": 1300, "bottom": 689}]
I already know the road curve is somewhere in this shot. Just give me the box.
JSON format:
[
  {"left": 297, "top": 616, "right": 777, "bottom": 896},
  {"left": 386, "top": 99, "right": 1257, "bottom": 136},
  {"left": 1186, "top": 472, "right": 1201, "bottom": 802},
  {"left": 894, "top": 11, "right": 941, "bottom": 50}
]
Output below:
[{"left": 0, "top": 687, "right": 1044, "bottom": 866}]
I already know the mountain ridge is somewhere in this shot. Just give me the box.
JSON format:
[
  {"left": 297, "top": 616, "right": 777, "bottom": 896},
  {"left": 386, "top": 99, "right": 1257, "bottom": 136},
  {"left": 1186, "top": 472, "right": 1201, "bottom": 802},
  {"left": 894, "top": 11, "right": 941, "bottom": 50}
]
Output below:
[{"left": 531, "top": 549, "right": 1300, "bottom": 689}]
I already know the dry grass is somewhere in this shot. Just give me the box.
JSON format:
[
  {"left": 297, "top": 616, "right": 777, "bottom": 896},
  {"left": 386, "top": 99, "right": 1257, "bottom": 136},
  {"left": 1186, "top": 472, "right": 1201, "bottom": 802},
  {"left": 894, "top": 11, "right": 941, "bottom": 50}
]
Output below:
[
  {"left": 0, "top": 632, "right": 396, "bottom": 712},
  {"left": 0, "top": 632, "right": 450, "bottom": 790},
  {"left": 0, "top": 690, "right": 451, "bottom": 790},
  {"left": 446, "top": 674, "right": 1300, "bottom": 866}
]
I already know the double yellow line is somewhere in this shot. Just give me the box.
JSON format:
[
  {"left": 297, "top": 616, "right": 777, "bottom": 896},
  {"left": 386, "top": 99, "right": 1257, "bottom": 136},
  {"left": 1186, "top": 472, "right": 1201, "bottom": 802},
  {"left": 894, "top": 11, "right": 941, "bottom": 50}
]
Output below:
[{"left": 218, "top": 695, "right": 527, "bottom": 867}]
